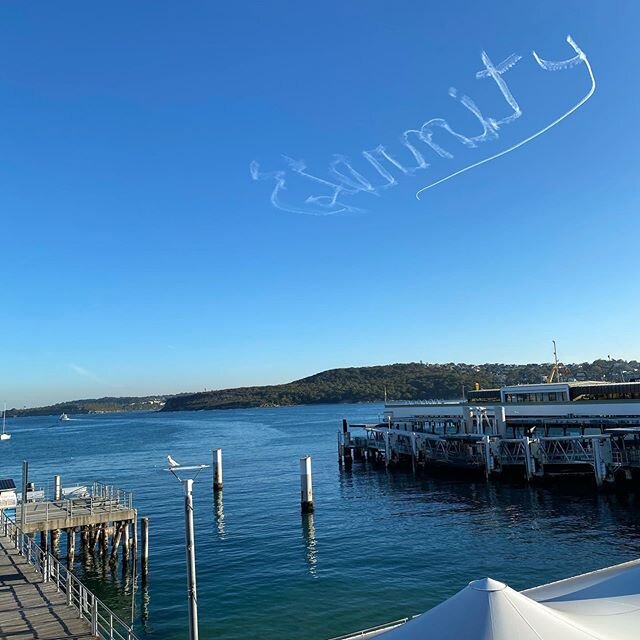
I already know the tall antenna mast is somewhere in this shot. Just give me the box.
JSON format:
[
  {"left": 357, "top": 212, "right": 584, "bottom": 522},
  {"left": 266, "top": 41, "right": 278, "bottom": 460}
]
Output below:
[{"left": 549, "top": 340, "right": 560, "bottom": 383}]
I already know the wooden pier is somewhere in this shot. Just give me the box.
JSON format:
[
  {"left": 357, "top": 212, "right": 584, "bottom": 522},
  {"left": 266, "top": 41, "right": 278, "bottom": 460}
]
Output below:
[
  {"left": 0, "top": 507, "right": 139, "bottom": 640},
  {"left": 0, "top": 532, "right": 96, "bottom": 639},
  {"left": 16, "top": 481, "right": 139, "bottom": 574}
]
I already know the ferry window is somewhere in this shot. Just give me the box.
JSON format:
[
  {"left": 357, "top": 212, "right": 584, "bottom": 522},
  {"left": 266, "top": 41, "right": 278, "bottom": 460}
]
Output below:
[{"left": 548, "top": 392, "right": 557, "bottom": 401}]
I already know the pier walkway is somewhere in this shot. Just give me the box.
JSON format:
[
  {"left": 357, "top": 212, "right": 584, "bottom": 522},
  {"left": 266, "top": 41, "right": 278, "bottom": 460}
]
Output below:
[
  {"left": 0, "top": 510, "right": 138, "bottom": 640},
  {"left": 0, "top": 533, "right": 96, "bottom": 639}
]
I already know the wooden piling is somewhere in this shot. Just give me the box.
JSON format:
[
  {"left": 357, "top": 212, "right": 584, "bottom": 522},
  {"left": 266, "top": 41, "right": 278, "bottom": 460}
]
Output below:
[
  {"left": 213, "top": 448, "right": 223, "bottom": 491},
  {"left": 80, "top": 527, "right": 88, "bottom": 556},
  {"left": 300, "top": 456, "right": 314, "bottom": 513},
  {"left": 67, "top": 528, "right": 75, "bottom": 567},
  {"left": 50, "top": 529, "right": 60, "bottom": 558},
  {"left": 100, "top": 523, "right": 108, "bottom": 556},
  {"left": 90, "top": 525, "right": 100, "bottom": 553},
  {"left": 141, "top": 517, "right": 149, "bottom": 576},
  {"left": 342, "top": 419, "right": 352, "bottom": 466},
  {"left": 132, "top": 518, "right": 138, "bottom": 570},
  {"left": 40, "top": 530, "right": 47, "bottom": 553},
  {"left": 110, "top": 521, "right": 123, "bottom": 562},
  {"left": 122, "top": 522, "right": 130, "bottom": 564}
]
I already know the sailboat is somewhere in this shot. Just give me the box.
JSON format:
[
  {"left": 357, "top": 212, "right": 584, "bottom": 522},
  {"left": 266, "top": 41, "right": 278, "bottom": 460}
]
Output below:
[
  {"left": 59, "top": 413, "right": 70, "bottom": 422},
  {"left": 1, "top": 404, "right": 11, "bottom": 441}
]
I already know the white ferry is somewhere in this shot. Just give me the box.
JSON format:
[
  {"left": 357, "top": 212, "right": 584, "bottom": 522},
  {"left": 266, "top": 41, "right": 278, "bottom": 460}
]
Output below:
[{"left": 386, "top": 381, "right": 640, "bottom": 437}]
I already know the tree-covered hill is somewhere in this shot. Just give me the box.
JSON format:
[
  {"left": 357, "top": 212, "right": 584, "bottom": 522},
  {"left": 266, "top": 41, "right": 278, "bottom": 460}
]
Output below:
[
  {"left": 10, "top": 359, "right": 639, "bottom": 417},
  {"left": 161, "top": 359, "right": 640, "bottom": 412},
  {"left": 7, "top": 396, "right": 166, "bottom": 418}
]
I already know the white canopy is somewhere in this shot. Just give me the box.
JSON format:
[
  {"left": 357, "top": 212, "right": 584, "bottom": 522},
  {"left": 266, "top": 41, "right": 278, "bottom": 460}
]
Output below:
[
  {"left": 523, "top": 559, "right": 640, "bottom": 640},
  {"left": 375, "top": 577, "right": 604, "bottom": 640}
]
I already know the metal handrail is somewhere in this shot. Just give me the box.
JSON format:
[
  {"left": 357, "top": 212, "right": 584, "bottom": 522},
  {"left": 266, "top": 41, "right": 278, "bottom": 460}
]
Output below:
[
  {"left": 18, "top": 495, "right": 134, "bottom": 525},
  {"left": 0, "top": 509, "right": 139, "bottom": 640}
]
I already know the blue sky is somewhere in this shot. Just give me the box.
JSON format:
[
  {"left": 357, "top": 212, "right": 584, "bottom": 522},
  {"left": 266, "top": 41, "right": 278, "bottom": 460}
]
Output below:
[{"left": 1, "top": 2, "right": 638, "bottom": 407}]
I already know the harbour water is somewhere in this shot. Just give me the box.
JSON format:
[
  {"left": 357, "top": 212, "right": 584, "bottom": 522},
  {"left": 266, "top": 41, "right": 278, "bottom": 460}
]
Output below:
[{"left": 2, "top": 403, "right": 640, "bottom": 640}]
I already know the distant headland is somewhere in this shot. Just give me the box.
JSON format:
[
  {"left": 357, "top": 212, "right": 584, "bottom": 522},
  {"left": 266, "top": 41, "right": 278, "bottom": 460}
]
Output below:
[{"left": 8, "top": 359, "right": 639, "bottom": 418}]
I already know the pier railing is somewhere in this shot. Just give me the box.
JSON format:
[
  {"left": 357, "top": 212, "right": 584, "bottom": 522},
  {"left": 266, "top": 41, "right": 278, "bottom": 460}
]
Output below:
[
  {"left": 20, "top": 480, "right": 133, "bottom": 508},
  {"left": 19, "top": 495, "right": 134, "bottom": 525},
  {"left": 0, "top": 509, "right": 139, "bottom": 640},
  {"left": 93, "top": 481, "right": 134, "bottom": 509},
  {"left": 17, "top": 480, "right": 134, "bottom": 526}
]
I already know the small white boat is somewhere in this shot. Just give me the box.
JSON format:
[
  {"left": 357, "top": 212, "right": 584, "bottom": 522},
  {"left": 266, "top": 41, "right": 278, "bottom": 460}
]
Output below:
[
  {"left": 1, "top": 404, "right": 11, "bottom": 441},
  {"left": 59, "top": 413, "right": 71, "bottom": 422}
]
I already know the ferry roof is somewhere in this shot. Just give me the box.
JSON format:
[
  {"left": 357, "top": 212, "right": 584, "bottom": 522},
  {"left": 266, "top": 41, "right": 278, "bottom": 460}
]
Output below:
[{"left": 493, "top": 381, "right": 640, "bottom": 391}]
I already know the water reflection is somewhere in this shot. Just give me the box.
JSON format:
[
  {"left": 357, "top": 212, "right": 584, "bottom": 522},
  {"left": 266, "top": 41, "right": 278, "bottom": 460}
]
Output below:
[
  {"left": 214, "top": 491, "right": 226, "bottom": 539},
  {"left": 301, "top": 512, "right": 317, "bottom": 577},
  {"left": 338, "top": 463, "right": 640, "bottom": 544},
  {"left": 141, "top": 577, "right": 150, "bottom": 627}
]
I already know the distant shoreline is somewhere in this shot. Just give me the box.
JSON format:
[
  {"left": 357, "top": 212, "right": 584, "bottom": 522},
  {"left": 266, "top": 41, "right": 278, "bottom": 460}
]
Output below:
[{"left": 10, "top": 358, "right": 637, "bottom": 417}]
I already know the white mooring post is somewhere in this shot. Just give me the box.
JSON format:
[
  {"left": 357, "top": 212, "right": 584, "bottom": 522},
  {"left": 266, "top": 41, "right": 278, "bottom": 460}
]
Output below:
[
  {"left": 141, "top": 517, "right": 149, "bottom": 576},
  {"left": 300, "top": 456, "right": 314, "bottom": 513},
  {"left": 593, "top": 438, "right": 606, "bottom": 487},
  {"left": 411, "top": 432, "right": 417, "bottom": 473},
  {"left": 54, "top": 475, "right": 62, "bottom": 501},
  {"left": 384, "top": 430, "right": 391, "bottom": 468},
  {"left": 482, "top": 436, "right": 493, "bottom": 478},
  {"left": 522, "top": 437, "right": 535, "bottom": 482},
  {"left": 213, "top": 449, "right": 223, "bottom": 492},
  {"left": 183, "top": 479, "right": 199, "bottom": 640}
]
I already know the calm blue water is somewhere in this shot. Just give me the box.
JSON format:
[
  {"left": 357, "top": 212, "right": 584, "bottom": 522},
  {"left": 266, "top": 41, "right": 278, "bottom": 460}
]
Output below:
[{"left": 2, "top": 404, "right": 640, "bottom": 640}]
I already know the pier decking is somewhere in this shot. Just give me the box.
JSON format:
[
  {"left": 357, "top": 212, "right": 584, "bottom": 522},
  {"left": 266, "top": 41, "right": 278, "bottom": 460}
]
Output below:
[
  {"left": 16, "top": 496, "right": 137, "bottom": 535},
  {"left": 0, "top": 532, "right": 96, "bottom": 639},
  {"left": 0, "top": 502, "right": 139, "bottom": 640}
]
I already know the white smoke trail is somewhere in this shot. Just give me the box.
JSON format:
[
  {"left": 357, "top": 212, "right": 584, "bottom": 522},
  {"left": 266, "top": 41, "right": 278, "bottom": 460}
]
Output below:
[
  {"left": 415, "top": 35, "right": 595, "bottom": 200},
  {"left": 250, "top": 159, "right": 359, "bottom": 216}
]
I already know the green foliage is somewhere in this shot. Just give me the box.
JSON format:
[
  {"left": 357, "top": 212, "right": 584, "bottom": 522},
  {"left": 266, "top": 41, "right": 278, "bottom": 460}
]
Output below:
[
  {"left": 8, "top": 397, "right": 165, "bottom": 418},
  {"left": 12, "top": 359, "right": 639, "bottom": 416}
]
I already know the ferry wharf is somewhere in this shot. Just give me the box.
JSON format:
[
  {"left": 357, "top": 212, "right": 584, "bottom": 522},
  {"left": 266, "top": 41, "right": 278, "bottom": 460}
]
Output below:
[{"left": 340, "top": 381, "right": 640, "bottom": 488}]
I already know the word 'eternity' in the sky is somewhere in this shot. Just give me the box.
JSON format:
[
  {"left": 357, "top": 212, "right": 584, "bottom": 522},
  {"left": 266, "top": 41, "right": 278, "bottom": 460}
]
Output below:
[{"left": 250, "top": 36, "right": 595, "bottom": 216}]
